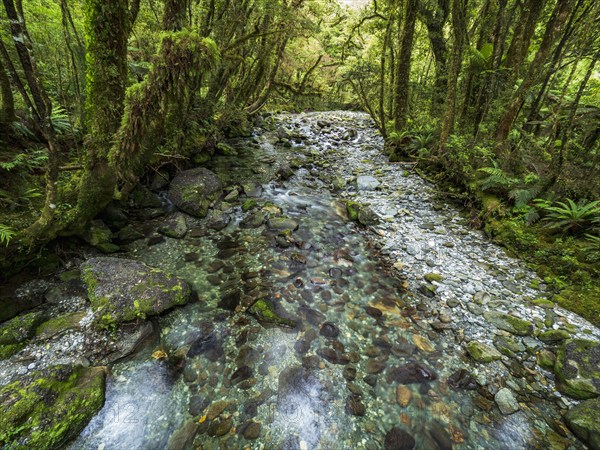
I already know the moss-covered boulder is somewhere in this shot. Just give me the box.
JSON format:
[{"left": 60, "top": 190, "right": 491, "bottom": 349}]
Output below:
[
  {"left": 167, "top": 167, "right": 222, "bottom": 218},
  {"left": 483, "top": 311, "right": 534, "bottom": 336},
  {"left": 0, "top": 311, "right": 46, "bottom": 359},
  {"left": 81, "top": 257, "right": 191, "bottom": 327},
  {"left": 267, "top": 216, "right": 299, "bottom": 231},
  {"left": 158, "top": 213, "right": 188, "bottom": 239},
  {"left": 345, "top": 201, "right": 379, "bottom": 226},
  {"left": 565, "top": 398, "right": 600, "bottom": 450},
  {"left": 0, "top": 365, "right": 106, "bottom": 449},
  {"left": 249, "top": 299, "right": 297, "bottom": 328},
  {"left": 555, "top": 339, "right": 600, "bottom": 399},
  {"left": 538, "top": 329, "right": 570, "bottom": 345},
  {"left": 35, "top": 312, "right": 86, "bottom": 340},
  {"left": 466, "top": 341, "right": 502, "bottom": 363}
]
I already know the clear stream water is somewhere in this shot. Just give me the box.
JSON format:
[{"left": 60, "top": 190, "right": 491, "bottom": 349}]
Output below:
[{"left": 69, "top": 112, "right": 596, "bottom": 450}]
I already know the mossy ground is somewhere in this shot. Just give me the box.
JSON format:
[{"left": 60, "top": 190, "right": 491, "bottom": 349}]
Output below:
[{"left": 485, "top": 219, "right": 600, "bottom": 327}]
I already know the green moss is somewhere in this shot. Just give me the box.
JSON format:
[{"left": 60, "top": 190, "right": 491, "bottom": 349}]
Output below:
[
  {"left": 466, "top": 341, "right": 502, "bottom": 363},
  {"left": 0, "top": 365, "right": 106, "bottom": 449},
  {"left": 424, "top": 273, "right": 444, "bottom": 283},
  {"left": 242, "top": 199, "right": 257, "bottom": 212},
  {"left": 346, "top": 201, "right": 360, "bottom": 221},
  {"left": 249, "top": 299, "right": 296, "bottom": 328},
  {"left": 0, "top": 312, "right": 46, "bottom": 359},
  {"left": 35, "top": 312, "right": 86, "bottom": 340}
]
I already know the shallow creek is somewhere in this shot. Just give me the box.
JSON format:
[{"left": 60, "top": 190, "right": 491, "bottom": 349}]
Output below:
[{"left": 70, "top": 112, "right": 598, "bottom": 449}]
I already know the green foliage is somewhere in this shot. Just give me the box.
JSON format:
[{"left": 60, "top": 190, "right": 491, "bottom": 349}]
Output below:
[
  {"left": 0, "top": 224, "right": 15, "bottom": 246},
  {"left": 0, "top": 149, "right": 48, "bottom": 173},
  {"left": 477, "top": 165, "right": 519, "bottom": 192},
  {"left": 536, "top": 199, "right": 600, "bottom": 234}
]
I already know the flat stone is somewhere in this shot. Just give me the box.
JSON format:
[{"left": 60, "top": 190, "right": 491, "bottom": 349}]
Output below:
[
  {"left": 466, "top": 341, "right": 502, "bottom": 363},
  {"left": 356, "top": 176, "right": 380, "bottom": 191},
  {"left": 495, "top": 388, "right": 520, "bottom": 415},
  {"left": 483, "top": 311, "right": 533, "bottom": 336}
]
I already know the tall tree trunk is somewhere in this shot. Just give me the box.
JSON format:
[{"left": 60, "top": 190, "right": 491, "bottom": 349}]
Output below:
[
  {"left": 495, "top": 0, "right": 577, "bottom": 146},
  {"left": 0, "top": 56, "right": 14, "bottom": 127},
  {"left": 438, "top": 0, "right": 467, "bottom": 152},
  {"left": 378, "top": 16, "right": 393, "bottom": 138},
  {"left": 393, "top": 0, "right": 418, "bottom": 132},
  {"left": 2, "top": 0, "right": 61, "bottom": 241},
  {"left": 504, "top": 0, "right": 545, "bottom": 85},
  {"left": 75, "top": 0, "right": 130, "bottom": 223},
  {"left": 163, "top": 0, "right": 189, "bottom": 31}
]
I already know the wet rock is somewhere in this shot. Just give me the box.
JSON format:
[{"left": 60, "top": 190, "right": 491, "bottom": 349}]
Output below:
[
  {"left": 384, "top": 426, "right": 416, "bottom": 450},
  {"left": 538, "top": 329, "right": 570, "bottom": 344},
  {"left": 158, "top": 213, "right": 188, "bottom": 238},
  {"left": 208, "top": 212, "right": 231, "bottom": 231},
  {"left": 356, "top": 176, "right": 380, "bottom": 191},
  {"left": 116, "top": 225, "right": 145, "bottom": 244},
  {"left": 81, "top": 257, "right": 191, "bottom": 326},
  {"left": 302, "top": 355, "right": 321, "bottom": 369},
  {"left": 555, "top": 339, "right": 600, "bottom": 399},
  {"left": 396, "top": 385, "right": 412, "bottom": 407},
  {"left": 364, "top": 374, "right": 378, "bottom": 386},
  {"left": 207, "top": 260, "right": 225, "bottom": 273},
  {"left": 536, "top": 349, "right": 556, "bottom": 370},
  {"left": 168, "top": 167, "right": 222, "bottom": 218},
  {"left": 343, "top": 367, "right": 357, "bottom": 381},
  {"left": 100, "top": 321, "right": 155, "bottom": 365},
  {"left": 365, "top": 359, "right": 387, "bottom": 374},
  {"left": 466, "top": 342, "right": 502, "bottom": 363},
  {"left": 317, "top": 347, "right": 349, "bottom": 365},
  {"left": 248, "top": 299, "right": 297, "bottom": 328},
  {"left": 365, "top": 306, "right": 383, "bottom": 318},
  {"left": 206, "top": 400, "right": 229, "bottom": 420},
  {"left": 565, "top": 398, "right": 600, "bottom": 450},
  {"left": 218, "top": 290, "right": 241, "bottom": 311},
  {"left": 447, "top": 369, "right": 478, "bottom": 390},
  {"left": 242, "top": 420, "right": 262, "bottom": 440},
  {"left": 187, "top": 325, "right": 224, "bottom": 362},
  {"left": 493, "top": 336, "right": 525, "bottom": 357},
  {"left": 0, "top": 311, "right": 46, "bottom": 359},
  {"left": 0, "top": 280, "right": 49, "bottom": 323},
  {"left": 495, "top": 388, "right": 520, "bottom": 415},
  {"left": 386, "top": 362, "right": 437, "bottom": 384},
  {"left": 167, "top": 419, "right": 198, "bottom": 450},
  {"left": 231, "top": 365, "right": 253, "bottom": 385},
  {"left": 429, "top": 421, "right": 453, "bottom": 450},
  {"left": 147, "top": 235, "right": 165, "bottom": 246},
  {"left": 483, "top": 311, "right": 533, "bottom": 336},
  {"left": 0, "top": 365, "right": 106, "bottom": 449},
  {"left": 268, "top": 216, "right": 300, "bottom": 231},
  {"left": 189, "top": 395, "right": 210, "bottom": 416},
  {"left": 241, "top": 211, "right": 267, "bottom": 229},
  {"left": 320, "top": 322, "right": 340, "bottom": 338},
  {"left": 345, "top": 394, "right": 366, "bottom": 416},
  {"left": 208, "top": 417, "right": 233, "bottom": 437}
]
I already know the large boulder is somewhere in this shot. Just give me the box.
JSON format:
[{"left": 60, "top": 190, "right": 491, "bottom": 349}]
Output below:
[
  {"left": 81, "top": 257, "right": 191, "bottom": 327},
  {"left": 565, "top": 397, "right": 600, "bottom": 450},
  {"left": 0, "top": 365, "right": 106, "bottom": 449},
  {"left": 167, "top": 167, "right": 222, "bottom": 217},
  {"left": 555, "top": 339, "right": 600, "bottom": 399}
]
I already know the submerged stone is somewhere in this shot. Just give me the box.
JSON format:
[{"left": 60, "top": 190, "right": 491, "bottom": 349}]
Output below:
[
  {"left": 248, "top": 299, "right": 296, "bottom": 328},
  {"left": 384, "top": 426, "right": 415, "bottom": 450},
  {"left": 386, "top": 362, "right": 437, "bottom": 384}
]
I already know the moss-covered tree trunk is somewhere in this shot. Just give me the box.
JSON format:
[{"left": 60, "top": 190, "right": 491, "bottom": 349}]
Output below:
[
  {"left": 163, "top": 0, "right": 189, "bottom": 31},
  {"left": 0, "top": 56, "right": 14, "bottom": 128},
  {"left": 75, "top": 0, "right": 130, "bottom": 225},
  {"left": 393, "top": 0, "right": 418, "bottom": 132},
  {"left": 495, "top": 0, "right": 576, "bottom": 146}
]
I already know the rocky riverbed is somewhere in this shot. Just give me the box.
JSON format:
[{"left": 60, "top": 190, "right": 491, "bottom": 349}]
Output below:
[{"left": 1, "top": 112, "right": 599, "bottom": 449}]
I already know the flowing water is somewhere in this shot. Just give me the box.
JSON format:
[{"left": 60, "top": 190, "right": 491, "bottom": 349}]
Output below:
[{"left": 69, "top": 112, "right": 598, "bottom": 449}]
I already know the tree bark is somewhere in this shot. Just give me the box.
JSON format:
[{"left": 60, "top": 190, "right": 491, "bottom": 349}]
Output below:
[
  {"left": 0, "top": 55, "right": 14, "bottom": 127},
  {"left": 76, "top": 0, "right": 130, "bottom": 223},
  {"left": 163, "top": 0, "right": 189, "bottom": 31},
  {"left": 438, "top": 0, "right": 467, "bottom": 152},
  {"left": 496, "top": 0, "right": 577, "bottom": 145},
  {"left": 393, "top": 0, "right": 418, "bottom": 132}
]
